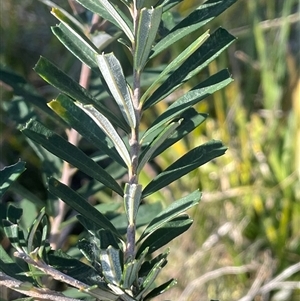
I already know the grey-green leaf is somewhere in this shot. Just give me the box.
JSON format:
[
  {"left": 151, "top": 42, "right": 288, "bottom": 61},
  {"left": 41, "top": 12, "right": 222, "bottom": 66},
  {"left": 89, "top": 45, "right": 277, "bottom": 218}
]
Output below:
[
  {"left": 51, "top": 23, "right": 98, "bottom": 69},
  {"left": 144, "top": 278, "right": 177, "bottom": 300},
  {"left": 0, "top": 245, "right": 32, "bottom": 283},
  {"left": 143, "top": 69, "right": 232, "bottom": 139},
  {"left": 21, "top": 119, "right": 123, "bottom": 196},
  {"left": 136, "top": 258, "right": 165, "bottom": 299},
  {"left": 76, "top": 103, "right": 131, "bottom": 170},
  {"left": 96, "top": 53, "right": 136, "bottom": 128},
  {"left": 48, "top": 177, "right": 122, "bottom": 239},
  {"left": 48, "top": 94, "right": 125, "bottom": 167},
  {"left": 142, "top": 140, "right": 227, "bottom": 197},
  {"left": 141, "top": 30, "right": 210, "bottom": 104},
  {"left": 34, "top": 56, "right": 130, "bottom": 132},
  {"left": 100, "top": 246, "right": 122, "bottom": 285},
  {"left": 124, "top": 183, "right": 143, "bottom": 225},
  {"left": 138, "top": 120, "right": 182, "bottom": 174},
  {"left": 75, "top": 0, "right": 133, "bottom": 37},
  {"left": 98, "top": 0, "right": 134, "bottom": 41},
  {"left": 137, "top": 215, "right": 192, "bottom": 257},
  {"left": 138, "top": 190, "right": 201, "bottom": 242},
  {"left": 156, "top": 0, "right": 184, "bottom": 12},
  {"left": 151, "top": 0, "right": 237, "bottom": 58},
  {"left": 135, "top": 7, "right": 163, "bottom": 71},
  {"left": 148, "top": 109, "right": 208, "bottom": 160},
  {"left": 0, "top": 161, "right": 26, "bottom": 198},
  {"left": 143, "top": 28, "right": 236, "bottom": 109}
]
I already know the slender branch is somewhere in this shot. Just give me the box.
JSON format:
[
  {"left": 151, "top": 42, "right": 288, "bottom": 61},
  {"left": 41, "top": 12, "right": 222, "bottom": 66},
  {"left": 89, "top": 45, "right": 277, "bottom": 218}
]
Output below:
[
  {"left": 231, "top": 13, "right": 300, "bottom": 37},
  {"left": 259, "top": 281, "right": 300, "bottom": 293},
  {"left": 14, "top": 252, "right": 90, "bottom": 290},
  {"left": 125, "top": 0, "right": 142, "bottom": 260},
  {"left": 238, "top": 262, "right": 300, "bottom": 301},
  {"left": 14, "top": 251, "right": 119, "bottom": 300},
  {"left": 179, "top": 264, "right": 257, "bottom": 301},
  {"left": 265, "top": 262, "right": 300, "bottom": 284},
  {"left": 0, "top": 272, "right": 80, "bottom": 301},
  {"left": 238, "top": 252, "right": 273, "bottom": 301}
]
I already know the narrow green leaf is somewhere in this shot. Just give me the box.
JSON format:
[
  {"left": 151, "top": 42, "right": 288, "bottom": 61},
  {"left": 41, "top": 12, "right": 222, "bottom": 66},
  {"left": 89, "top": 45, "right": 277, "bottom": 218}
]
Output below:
[
  {"left": 97, "top": 229, "right": 121, "bottom": 250},
  {"left": 37, "top": 215, "right": 49, "bottom": 259},
  {"left": 2, "top": 220, "right": 26, "bottom": 253},
  {"left": 99, "top": 0, "right": 134, "bottom": 41},
  {"left": 78, "top": 239, "right": 102, "bottom": 271},
  {"left": 11, "top": 182, "right": 46, "bottom": 209},
  {"left": 139, "top": 248, "right": 169, "bottom": 277},
  {"left": 151, "top": 0, "right": 237, "bottom": 58},
  {"left": 7, "top": 204, "right": 23, "bottom": 224},
  {"left": 137, "top": 215, "right": 192, "bottom": 257},
  {"left": 144, "top": 28, "right": 236, "bottom": 109},
  {"left": 0, "top": 161, "right": 26, "bottom": 198},
  {"left": 156, "top": 0, "right": 184, "bottom": 12},
  {"left": 141, "top": 30, "right": 210, "bottom": 104},
  {"left": 48, "top": 177, "right": 122, "bottom": 239},
  {"left": 121, "top": 259, "right": 138, "bottom": 289},
  {"left": 143, "top": 69, "right": 232, "bottom": 139},
  {"left": 137, "top": 120, "right": 182, "bottom": 174},
  {"left": 121, "top": 247, "right": 148, "bottom": 289},
  {"left": 46, "top": 250, "right": 106, "bottom": 288},
  {"left": 110, "top": 202, "right": 163, "bottom": 235},
  {"left": 96, "top": 0, "right": 134, "bottom": 41},
  {"left": 34, "top": 56, "right": 130, "bottom": 132},
  {"left": 49, "top": 94, "right": 125, "bottom": 167},
  {"left": 51, "top": 24, "right": 98, "bottom": 69},
  {"left": 124, "top": 183, "right": 143, "bottom": 225},
  {"left": 0, "top": 246, "right": 32, "bottom": 282},
  {"left": 52, "top": 22, "right": 120, "bottom": 73},
  {"left": 0, "top": 67, "right": 56, "bottom": 121},
  {"left": 76, "top": 103, "right": 131, "bottom": 171},
  {"left": 76, "top": 162, "right": 127, "bottom": 200},
  {"left": 27, "top": 208, "right": 46, "bottom": 253},
  {"left": 40, "top": 0, "right": 83, "bottom": 30},
  {"left": 100, "top": 246, "right": 122, "bottom": 285},
  {"left": 135, "top": 7, "right": 163, "bottom": 71},
  {"left": 149, "top": 110, "right": 207, "bottom": 160},
  {"left": 143, "top": 140, "right": 227, "bottom": 197},
  {"left": 51, "top": 7, "right": 99, "bottom": 53},
  {"left": 139, "top": 190, "right": 200, "bottom": 242},
  {"left": 21, "top": 119, "right": 123, "bottom": 195},
  {"left": 75, "top": 0, "right": 133, "bottom": 36},
  {"left": 96, "top": 53, "right": 136, "bottom": 128},
  {"left": 136, "top": 257, "right": 166, "bottom": 298},
  {"left": 144, "top": 278, "right": 177, "bottom": 300},
  {"left": 136, "top": 0, "right": 145, "bottom": 9}
]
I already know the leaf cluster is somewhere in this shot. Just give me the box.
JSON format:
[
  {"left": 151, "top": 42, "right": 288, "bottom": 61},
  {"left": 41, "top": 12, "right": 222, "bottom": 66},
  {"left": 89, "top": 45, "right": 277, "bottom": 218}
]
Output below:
[{"left": 0, "top": 0, "right": 236, "bottom": 300}]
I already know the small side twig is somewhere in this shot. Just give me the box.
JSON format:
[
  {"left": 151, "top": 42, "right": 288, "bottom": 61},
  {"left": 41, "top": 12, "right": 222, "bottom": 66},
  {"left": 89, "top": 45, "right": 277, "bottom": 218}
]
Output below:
[
  {"left": 179, "top": 264, "right": 257, "bottom": 301},
  {"left": 231, "top": 13, "right": 300, "bottom": 37},
  {"left": 238, "top": 252, "right": 273, "bottom": 301},
  {"left": 238, "top": 262, "right": 300, "bottom": 301},
  {"left": 14, "top": 251, "right": 120, "bottom": 300},
  {"left": 14, "top": 251, "right": 90, "bottom": 290},
  {"left": 0, "top": 272, "right": 80, "bottom": 301}
]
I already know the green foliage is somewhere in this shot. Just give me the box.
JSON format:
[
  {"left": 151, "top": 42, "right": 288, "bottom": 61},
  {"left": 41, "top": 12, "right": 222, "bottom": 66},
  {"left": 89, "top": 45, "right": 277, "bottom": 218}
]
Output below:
[
  {"left": 0, "top": 0, "right": 237, "bottom": 299},
  {"left": 2, "top": 0, "right": 296, "bottom": 301}
]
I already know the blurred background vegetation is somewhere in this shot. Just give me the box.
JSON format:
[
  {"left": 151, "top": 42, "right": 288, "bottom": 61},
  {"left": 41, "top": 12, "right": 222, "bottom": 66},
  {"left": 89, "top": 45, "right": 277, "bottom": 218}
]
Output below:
[{"left": 1, "top": 0, "right": 299, "bottom": 300}]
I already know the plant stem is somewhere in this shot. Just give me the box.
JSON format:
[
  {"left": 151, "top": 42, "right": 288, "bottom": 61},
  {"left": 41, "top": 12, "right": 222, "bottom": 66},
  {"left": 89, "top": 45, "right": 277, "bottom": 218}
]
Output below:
[
  {"left": 0, "top": 272, "right": 80, "bottom": 301},
  {"left": 14, "top": 252, "right": 119, "bottom": 300},
  {"left": 125, "top": 0, "right": 142, "bottom": 260}
]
